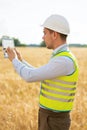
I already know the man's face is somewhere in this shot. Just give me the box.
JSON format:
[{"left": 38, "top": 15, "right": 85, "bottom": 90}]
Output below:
[{"left": 42, "top": 28, "right": 54, "bottom": 49}]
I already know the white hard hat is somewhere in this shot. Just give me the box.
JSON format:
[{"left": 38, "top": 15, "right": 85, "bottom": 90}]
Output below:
[{"left": 42, "top": 14, "right": 70, "bottom": 35}]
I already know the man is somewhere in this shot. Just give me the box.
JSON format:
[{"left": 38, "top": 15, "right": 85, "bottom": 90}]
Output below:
[{"left": 7, "top": 14, "right": 79, "bottom": 130}]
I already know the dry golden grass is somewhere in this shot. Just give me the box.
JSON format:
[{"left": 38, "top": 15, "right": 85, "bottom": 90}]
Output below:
[{"left": 0, "top": 47, "right": 87, "bottom": 130}]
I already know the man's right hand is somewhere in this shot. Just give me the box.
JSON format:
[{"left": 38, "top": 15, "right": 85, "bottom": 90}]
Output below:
[{"left": 14, "top": 48, "right": 23, "bottom": 61}]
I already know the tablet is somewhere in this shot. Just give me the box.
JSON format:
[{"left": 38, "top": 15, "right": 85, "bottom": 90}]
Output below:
[{"left": 2, "top": 38, "right": 15, "bottom": 58}]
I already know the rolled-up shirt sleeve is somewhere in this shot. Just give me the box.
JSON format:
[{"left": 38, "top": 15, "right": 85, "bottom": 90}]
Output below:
[{"left": 12, "top": 56, "right": 75, "bottom": 82}]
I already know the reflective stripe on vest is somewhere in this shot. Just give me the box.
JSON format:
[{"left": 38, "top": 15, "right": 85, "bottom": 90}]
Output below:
[{"left": 40, "top": 51, "right": 79, "bottom": 111}]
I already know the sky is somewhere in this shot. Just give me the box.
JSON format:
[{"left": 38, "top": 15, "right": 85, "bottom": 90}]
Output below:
[{"left": 0, "top": 0, "right": 87, "bottom": 44}]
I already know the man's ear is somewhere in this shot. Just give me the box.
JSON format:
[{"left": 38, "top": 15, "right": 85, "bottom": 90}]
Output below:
[{"left": 53, "top": 32, "right": 58, "bottom": 40}]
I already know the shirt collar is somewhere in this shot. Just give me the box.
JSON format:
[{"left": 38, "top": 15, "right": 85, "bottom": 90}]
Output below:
[{"left": 53, "top": 43, "right": 69, "bottom": 55}]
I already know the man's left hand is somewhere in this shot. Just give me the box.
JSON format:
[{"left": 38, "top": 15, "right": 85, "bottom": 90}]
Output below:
[{"left": 7, "top": 47, "right": 17, "bottom": 61}]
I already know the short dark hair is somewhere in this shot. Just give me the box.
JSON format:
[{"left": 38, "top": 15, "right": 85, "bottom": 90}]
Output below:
[
  {"left": 59, "top": 33, "right": 67, "bottom": 40},
  {"left": 47, "top": 28, "right": 67, "bottom": 41}
]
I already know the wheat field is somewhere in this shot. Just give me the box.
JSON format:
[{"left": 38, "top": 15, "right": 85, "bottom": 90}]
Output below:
[{"left": 0, "top": 47, "right": 87, "bottom": 130}]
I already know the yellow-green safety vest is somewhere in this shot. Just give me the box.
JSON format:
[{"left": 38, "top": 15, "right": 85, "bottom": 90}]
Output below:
[{"left": 39, "top": 51, "right": 79, "bottom": 112}]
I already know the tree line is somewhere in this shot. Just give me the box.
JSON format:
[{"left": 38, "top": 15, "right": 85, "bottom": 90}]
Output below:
[
  {"left": 0, "top": 36, "right": 26, "bottom": 47},
  {"left": 0, "top": 35, "right": 46, "bottom": 47},
  {"left": 0, "top": 36, "right": 86, "bottom": 47}
]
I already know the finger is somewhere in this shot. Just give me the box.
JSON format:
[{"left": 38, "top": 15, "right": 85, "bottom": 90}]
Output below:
[
  {"left": 6, "top": 47, "right": 11, "bottom": 53},
  {"left": 14, "top": 48, "right": 19, "bottom": 55},
  {"left": 14, "top": 48, "right": 17, "bottom": 52}
]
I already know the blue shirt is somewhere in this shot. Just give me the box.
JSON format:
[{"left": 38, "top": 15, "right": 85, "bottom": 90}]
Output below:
[{"left": 12, "top": 44, "right": 75, "bottom": 82}]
